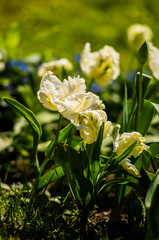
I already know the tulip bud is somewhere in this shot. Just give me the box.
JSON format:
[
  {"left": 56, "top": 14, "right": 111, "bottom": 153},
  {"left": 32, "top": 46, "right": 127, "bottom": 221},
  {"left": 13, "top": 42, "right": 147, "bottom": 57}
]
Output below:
[{"left": 138, "top": 41, "right": 148, "bottom": 65}]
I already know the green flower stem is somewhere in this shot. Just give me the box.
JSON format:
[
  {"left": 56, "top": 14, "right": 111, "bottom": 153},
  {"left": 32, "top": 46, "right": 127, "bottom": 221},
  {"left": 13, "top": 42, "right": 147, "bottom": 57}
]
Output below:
[
  {"left": 123, "top": 82, "right": 128, "bottom": 132},
  {"left": 55, "top": 113, "right": 63, "bottom": 143},
  {"left": 33, "top": 137, "right": 40, "bottom": 178},
  {"left": 39, "top": 114, "right": 63, "bottom": 176},
  {"left": 136, "top": 65, "right": 143, "bottom": 130},
  {"left": 100, "top": 153, "right": 116, "bottom": 175},
  {"left": 96, "top": 153, "right": 116, "bottom": 190},
  {"left": 31, "top": 114, "right": 63, "bottom": 200},
  {"left": 113, "top": 173, "right": 126, "bottom": 218},
  {"left": 39, "top": 155, "right": 51, "bottom": 177}
]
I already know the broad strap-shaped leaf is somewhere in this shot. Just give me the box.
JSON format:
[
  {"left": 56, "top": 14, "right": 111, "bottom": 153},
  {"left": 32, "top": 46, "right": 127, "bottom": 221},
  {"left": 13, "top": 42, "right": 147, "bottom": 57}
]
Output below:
[
  {"left": 140, "top": 150, "right": 152, "bottom": 170},
  {"left": 148, "top": 101, "right": 159, "bottom": 115},
  {"left": 149, "top": 142, "right": 159, "bottom": 162},
  {"left": 137, "top": 100, "right": 154, "bottom": 136},
  {"left": 3, "top": 97, "right": 42, "bottom": 173},
  {"left": 139, "top": 168, "right": 154, "bottom": 194},
  {"left": 3, "top": 97, "right": 42, "bottom": 141},
  {"left": 45, "top": 123, "right": 74, "bottom": 159},
  {"left": 58, "top": 123, "right": 75, "bottom": 142},
  {"left": 97, "top": 141, "right": 137, "bottom": 190},
  {"left": 37, "top": 165, "right": 64, "bottom": 189},
  {"left": 127, "top": 100, "right": 154, "bottom": 135},
  {"left": 113, "top": 141, "right": 137, "bottom": 163},
  {"left": 54, "top": 142, "right": 93, "bottom": 208},
  {"left": 86, "top": 123, "right": 104, "bottom": 185},
  {"left": 97, "top": 176, "right": 145, "bottom": 197},
  {"left": 135, "top": 72, "right": 152, "bottom": 105},
  {"left": 145, "top": 170, "right": 159, "bottom": 238},
  {"left": 39, "top": 123, "right": 75, "bottom": 176}
]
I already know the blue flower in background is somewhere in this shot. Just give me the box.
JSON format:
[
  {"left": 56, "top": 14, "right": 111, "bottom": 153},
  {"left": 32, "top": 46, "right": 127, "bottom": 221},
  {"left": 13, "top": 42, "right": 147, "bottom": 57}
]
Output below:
[
  {"left": 21, "top": 76, "right": 28, "bottom": 84},
  {"left": 125, "top": 71, "right": 137, "bottom": 83},
  {"left": 73, "top": 53, "right": 81, "bottom": 63},
  {"left": 4, "top": 60, "right": 29, "bottom": 86},
  {"left": 7, "top": 83, "right": 14, "bottom": 91},
  {"left": 6, "top": 60, "right": 28, "bottom": 71},
  {"left": 90, "top": 84, "right": 102, "bottom": 94}
]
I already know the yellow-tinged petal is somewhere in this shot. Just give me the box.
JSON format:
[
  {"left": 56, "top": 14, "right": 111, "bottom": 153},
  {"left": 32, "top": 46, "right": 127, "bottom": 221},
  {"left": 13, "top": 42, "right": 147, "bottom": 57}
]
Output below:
[
  {"left": 37, "top": 71, "right": 87, "bottom": 113},
  {"left": 59, "top": 92, "right": 105, "bottom": 124},
  {"left": 148, "top": 42, "right": 159, "bottom": 80},
  {"left": 58, "top": 75, "right": 86, "bottom": 98},
  {"left": 114, "top": 131, "right": 149, "bottom": 158},
  {"left": 113, "top": 130, "right": 149, "bottom": 177},
  {"left": 80, "top": 42, "right": 120, "bottom": 86},
  {"left": 127, "top": 23, "right": 153, "bottom": 50},
  {"left": 120, "top": 158, "right": 141, "bottom": 178},
  {"left": 37, "top": 71, "right": 107, "bottom": 137},
  {"left": 38, "top": 58, "right": 73, "bottom": 78},
  {"left": 76, "top": 110, "right": 111, "bottom": 144}
]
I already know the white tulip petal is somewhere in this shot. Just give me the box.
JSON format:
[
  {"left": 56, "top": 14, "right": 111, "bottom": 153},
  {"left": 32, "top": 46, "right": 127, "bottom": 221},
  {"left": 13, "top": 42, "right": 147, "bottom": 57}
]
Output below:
[
  {"left": 37, "top": 71, "right": 109, "bottom": 144},
  {"left": 114, "top": 131, "right": 149, "bottom": 158},
  {"left": 76, "top": 110, "right": 111, "bottom": 144},
  {"left": 120, "top": 158, "right": 141, "bottom": 178},
  {"left": 38, "top": 58, "right": 73, "bottom": 77},
  {"left": 80, "top": 42, "right": 120, "bottom": 86},
  {"left": 59, "top": 92, "right": 105, "bottom": 124},
  {"left": 127, "top": 24, "right": 153, "bottom": 50},
  {"left": 148, "top": 42, "right": 159, "bottom": 80},
  {"left": 58, "top": 76, "right": 86, "bottom": 98}
]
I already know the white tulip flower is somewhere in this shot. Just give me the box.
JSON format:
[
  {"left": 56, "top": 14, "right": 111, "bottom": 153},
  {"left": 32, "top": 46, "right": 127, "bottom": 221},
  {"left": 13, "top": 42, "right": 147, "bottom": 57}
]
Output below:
[
  {"left": 127, "top": 24, "right": 153, "bottom": 50},
  {"left": 80, "top": 42, "right": 120, "bottom": 86},
  {"left": 113, "top": 126, "right": 149, "bottom": 177},
  {"left": 114, "top": 131, "right": 149, "bottom": 158},
  {"left": 59, "top": 92, "right": 105, "bottom": 125},
  {"left": 148, "top": 42, "right": 159, "bottom": 80},
  {"left": 38, "top": 58, "right": 73, "bottom": 78},
  {"left": 37, "top": 71, "right": 105, "bottom": 126},
  {"left": 0, "top": 62, "right": 5, "bottom": 71},
  {"left": 75, "top": 110, "right": 111, "bottom": 144},
  {"left": 37, "top": 71, "right": 86, "bottom": 111},
  {"left": 0, "top": 50, "right": 5, "bottom": 71}
]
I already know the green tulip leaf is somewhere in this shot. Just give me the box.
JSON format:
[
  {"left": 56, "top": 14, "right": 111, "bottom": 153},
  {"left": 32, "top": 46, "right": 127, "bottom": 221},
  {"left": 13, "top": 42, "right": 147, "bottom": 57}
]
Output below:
[
  {"left": 37, "top": 165, "right": 64, "bottom": 190},
  {"left": 54, "top": 142, "right": 93, "bottom": 208},
  {"left": 86, "top": 123, "right": 104, "bottom": 185},
  {"left": 145, "top": 170, "right": 159, "bottom": 238},
  {"left": 3, "top": 97, "right": 42, "bottom": 141}
]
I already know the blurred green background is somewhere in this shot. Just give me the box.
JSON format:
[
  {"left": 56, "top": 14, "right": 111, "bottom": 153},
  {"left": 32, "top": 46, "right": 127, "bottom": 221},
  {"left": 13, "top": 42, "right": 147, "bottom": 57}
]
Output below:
[{"left": 0, "top": 0, "right": 159, "bottom": 71}]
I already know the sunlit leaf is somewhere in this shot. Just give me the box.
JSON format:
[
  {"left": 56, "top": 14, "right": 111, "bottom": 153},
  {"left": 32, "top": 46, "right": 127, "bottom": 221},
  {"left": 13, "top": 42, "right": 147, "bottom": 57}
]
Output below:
[
  {"left": 54, "top": 143, "right": 93, "bottom": 208},
  {"left": 113, "top": 141, "right": 137, "bottom": 163},
  {"left": 86, "top": 123, "right": 104, "bottom": 185},
  {"left": 37, "top": 165, "right": 64, "bottom": 189},
  {"left": 3, "top": 97, "right": 42, "bottom": 172},
  {"left": 149, "top": 101, "right": 159, "bottom": 115},
  {"left": 137, "top": 100, "right": 154, "bottom": 136},
  {"left": 135, "top": 73, "right": 152, "bottom": 104},
  {"left": 39, "top": 123, "right": 74, "bottom": 176},
  {"left": 97, "top": 177, "right": 145, "bottom": 196},
  {"left": 3, "top": 97, "right": 42, "bottom": 141},
  {"left": 45, "top": 123, "right": 74, "bottom": 159}
]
